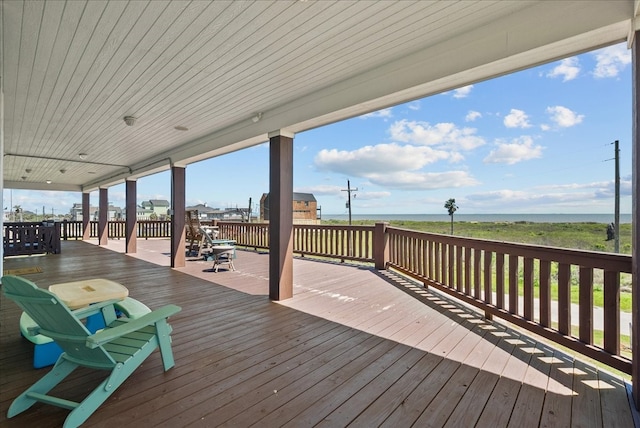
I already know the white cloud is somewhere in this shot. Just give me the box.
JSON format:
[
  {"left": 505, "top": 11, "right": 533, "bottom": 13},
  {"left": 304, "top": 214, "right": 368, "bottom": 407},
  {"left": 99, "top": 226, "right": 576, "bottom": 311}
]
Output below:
[
  {"left": 503, "top": 109, "right": 532, "bottom": 128},
  {"left": 537, "top": 178, "right": 632, "bottom": 197},
  {"left": 592, "top": 44, "right": 631, "bottom": 78},
  {"left": 546, "top": 57, "right": 580, "bottom": 81},
  {"left": 466, "top": 189, "right": 595, "bottom": 207},
  {"left": 465, "top": 110, "right": 482, "bottom": 122},
  {"left": 465, "top": 177, "right": 632, "bottom": 212},
  {"left": 546, "top": 106, "right": 584, "bottom": 127},
  {"left": 367, "top": 170, "right": 479, "bottom": 190},
  {"left": 350, "top": 191, "right": 391, "bottom": 200},
  {"left": 407, "top": 101, "right": 421, "bottom": 111},
  {"left": 314, "top": 143, "right": 452, "bottom": 177},
  {"left": 483, "top": 136, "right": 543, "bottom": 165},
  {"left": 453, "top": 85, "right": 473, "bottom": 98},
  {"left": 360, "top": 108, "right": 393, "bottom": 119},
  {"left": 389, "top": 119, "right": 485, "bottom": 150},
  {"left": 294, "top": 185, "right": 344, "bottom": 197}
]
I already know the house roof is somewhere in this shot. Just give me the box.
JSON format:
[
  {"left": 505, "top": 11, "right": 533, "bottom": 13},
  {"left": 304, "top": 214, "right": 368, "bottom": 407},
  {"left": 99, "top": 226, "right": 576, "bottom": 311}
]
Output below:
[
  {"left": 262, "top": 192, "right": 317, "bottom": 204},
  {"left": 2, "top": 1, "right": 636, "bottom": 192}
]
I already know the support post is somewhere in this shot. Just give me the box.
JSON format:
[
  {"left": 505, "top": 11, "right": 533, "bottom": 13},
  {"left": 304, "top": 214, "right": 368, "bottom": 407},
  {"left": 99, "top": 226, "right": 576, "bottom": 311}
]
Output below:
[
  {"left": 374, "top": 222, "right": 389, "bottom": 270},
  {"left": 632, "top": 29, "right": 640, "bottom": 410},
  {"left": 269, "top": 130, "right": 294, "bottom": 301},
  {"left": 125, "top": 180, "right": 137, "bottom": 253},
  {"left": 82, "top": 192, "right": 90, "bottom": 240},
  {"left": 98, "top": 188, "right": 108, "bottom": 245},
  {"left": 171, "top": 166, "right": 186, "bottom": 268}
]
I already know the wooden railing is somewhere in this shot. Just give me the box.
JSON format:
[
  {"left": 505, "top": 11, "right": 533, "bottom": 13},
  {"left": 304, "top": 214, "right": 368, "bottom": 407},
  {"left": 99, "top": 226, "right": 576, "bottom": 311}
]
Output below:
[
  {"left": 3, "top": 222, "right": 61, "bottom": 256},
  {"left": 217, "top": 222, "right": 375, "bottom": 262},
  {"left": 385, "top": 226, "right": 633, "bottom": 374},
  {"left": 52, "top": 220, "right": 173, "bottom": 240},
  {"left": 293, "top": 224, "right": 374, "bottom": 262},
  {"left": 10, "top": 219, "right": 631, "bottom": 373}
]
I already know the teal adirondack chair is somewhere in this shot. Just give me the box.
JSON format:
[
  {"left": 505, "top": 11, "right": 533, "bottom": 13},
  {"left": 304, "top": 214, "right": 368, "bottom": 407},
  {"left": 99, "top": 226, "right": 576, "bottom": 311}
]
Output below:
[{"left": 2, "top": 275, "right": 181, "bottom": 427}]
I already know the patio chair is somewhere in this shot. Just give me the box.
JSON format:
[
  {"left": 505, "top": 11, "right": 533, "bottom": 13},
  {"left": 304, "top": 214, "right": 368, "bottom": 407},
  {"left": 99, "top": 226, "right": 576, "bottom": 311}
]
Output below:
[
  {"left": 185, "top": 209, "right": 207, "bottom": 257},
  {"left": 211, "top": 245, "right": 236, "bottom": 272},
  {"left": 2, "top": 275, "right": 181, "bottom": 428}
]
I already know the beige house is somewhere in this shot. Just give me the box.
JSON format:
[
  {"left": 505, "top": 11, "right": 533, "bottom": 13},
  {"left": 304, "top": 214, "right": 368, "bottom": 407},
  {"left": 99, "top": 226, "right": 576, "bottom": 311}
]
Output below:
[{"left": 260, "top": 193, "right": 319, "bottom": 224}]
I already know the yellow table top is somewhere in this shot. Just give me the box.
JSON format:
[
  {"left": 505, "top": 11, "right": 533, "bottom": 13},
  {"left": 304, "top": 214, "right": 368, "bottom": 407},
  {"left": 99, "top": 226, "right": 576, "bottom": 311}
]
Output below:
[{"left": 48, "top": 278, "right": 128, "bottom": 310}]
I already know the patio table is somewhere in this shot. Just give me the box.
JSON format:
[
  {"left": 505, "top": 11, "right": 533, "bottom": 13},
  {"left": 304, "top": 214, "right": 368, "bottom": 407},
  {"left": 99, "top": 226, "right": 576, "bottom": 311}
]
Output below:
[{"left": 48, "top": 278, "right": 128, "bottom": 310}]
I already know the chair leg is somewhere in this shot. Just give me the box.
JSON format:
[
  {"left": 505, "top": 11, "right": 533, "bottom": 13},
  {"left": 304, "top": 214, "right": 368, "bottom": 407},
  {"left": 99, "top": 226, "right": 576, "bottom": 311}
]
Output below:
[
  {"left": 63, "top": 366, "right": 130, "bottom": 428},
  {"left": 8, "top": 357, "right": 78, "bottom": 417},
  {"left": 155, "top": 320, "right": 176, "bottom": 371}
]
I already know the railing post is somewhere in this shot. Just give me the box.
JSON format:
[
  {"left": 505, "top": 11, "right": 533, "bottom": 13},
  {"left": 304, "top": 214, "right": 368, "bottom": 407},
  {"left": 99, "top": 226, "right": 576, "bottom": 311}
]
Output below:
[{"left": 374, "top": 222, "right": 389, "bottom": 270}]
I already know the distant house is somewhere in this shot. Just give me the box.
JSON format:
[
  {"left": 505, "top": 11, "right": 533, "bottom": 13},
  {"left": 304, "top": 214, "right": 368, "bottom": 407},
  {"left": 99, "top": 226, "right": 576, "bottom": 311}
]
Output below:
[
  {"left": 141, "top": 199, "right": 170, "bottom": 220},
  {"left": 260, "top": 192, "right": 319, "bottom": 224},
  {"left": 132, "top": 205, "right": 154, "bottom": 220},
  {"left": 186, "top": 203, "right": 247, "bottom": 221},
  {"left": 69, "top": 203, "right": 120, "bottom": 221}
]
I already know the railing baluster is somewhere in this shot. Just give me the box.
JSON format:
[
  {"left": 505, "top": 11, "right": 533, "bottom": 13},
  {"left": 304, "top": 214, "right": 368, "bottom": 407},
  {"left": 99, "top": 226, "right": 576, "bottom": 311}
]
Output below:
[
  {"left": 448, "top": 244, "right": 456, "bottom": 289},
  {"left": 440, "top": 243, "right": 447, "bottom": 285},
  {"left": 603, "top": 270, "right": 620, "bottom": 355},
  {"left": 579, "top": 267, "right": 593, "bottom": 344},
  {"left": 496, "top": 253, "right": 504, "bottom": 309},
  {"left": 539, "top": 260, "right": 551, "bottom": 326},
  {"left": 473, "top": 248, "right": 481, "bottom": 299},
  {"left": 456, "top": 245, "right": 463, "bottom": 292},
  {"left": 483, "top": 251, "right": 493, "bottom": 320},
  {"left": 508, "top": 254, "right": 518, "bottom": 315},
  {"left": 523, "top": 258, "right": 534, "bottom": 320},
  {"left": 483, "top": 250, "right": 492, "bottom": 303},
  {"left": 557, "top": 263, "right": 571, "bottom": 335},
  {"left": 464, "top": 247, "right": 472, "bottom": 295},
  {"left": 434, "top": 242, "right": 441, "bottom": 283},
  {"left": 428, "top": 241, "right": 435, "bottom": 280}
]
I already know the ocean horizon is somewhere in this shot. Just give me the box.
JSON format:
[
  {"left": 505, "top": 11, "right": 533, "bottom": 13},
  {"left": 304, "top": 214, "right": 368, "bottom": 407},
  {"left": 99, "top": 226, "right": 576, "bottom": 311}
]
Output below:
[{"left": 322, "top": 213, "right": 632, "bottom": 224}]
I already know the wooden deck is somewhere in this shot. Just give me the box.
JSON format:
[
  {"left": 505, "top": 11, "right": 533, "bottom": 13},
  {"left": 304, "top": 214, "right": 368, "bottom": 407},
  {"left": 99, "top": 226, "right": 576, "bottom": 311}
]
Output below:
[{"left": 0, "top": 239, "right": 636, "bottom": 427}]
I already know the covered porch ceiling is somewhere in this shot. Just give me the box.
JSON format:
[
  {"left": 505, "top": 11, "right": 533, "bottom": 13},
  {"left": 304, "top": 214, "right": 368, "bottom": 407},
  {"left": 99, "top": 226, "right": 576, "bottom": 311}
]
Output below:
[{"left": 2, "top": 0, "right": 638, "bottom": 192}]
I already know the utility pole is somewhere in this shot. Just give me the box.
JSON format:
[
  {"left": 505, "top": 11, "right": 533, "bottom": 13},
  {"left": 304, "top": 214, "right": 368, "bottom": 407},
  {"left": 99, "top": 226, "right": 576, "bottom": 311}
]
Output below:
[
  {"left": 341, "top": 180, "right": 358, "bottom": 225},
  {"left": 614, "top": 140, "right": 620, "bottom": 253}
]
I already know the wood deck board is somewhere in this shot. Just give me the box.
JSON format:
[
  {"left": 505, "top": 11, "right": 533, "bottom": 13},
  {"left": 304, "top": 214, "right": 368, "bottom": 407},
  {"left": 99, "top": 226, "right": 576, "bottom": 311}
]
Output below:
[{"left": 0, "top": 239, "right": 634, "bottom": 427}]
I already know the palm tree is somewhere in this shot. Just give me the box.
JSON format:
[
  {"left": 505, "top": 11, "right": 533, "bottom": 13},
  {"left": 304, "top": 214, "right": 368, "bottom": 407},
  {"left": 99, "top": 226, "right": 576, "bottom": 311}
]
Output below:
[
  {"left": 444, "top": 198, "right": 458, "bottom": 235},
  {"left": 13, "top": 205, "right": 22, "bottom": 222}
]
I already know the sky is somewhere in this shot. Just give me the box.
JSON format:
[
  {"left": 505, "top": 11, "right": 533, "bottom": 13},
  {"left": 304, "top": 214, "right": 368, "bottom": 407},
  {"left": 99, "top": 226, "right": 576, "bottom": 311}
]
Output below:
[{"left": 3, "top": 42, "right": 633, "bottom": 217}]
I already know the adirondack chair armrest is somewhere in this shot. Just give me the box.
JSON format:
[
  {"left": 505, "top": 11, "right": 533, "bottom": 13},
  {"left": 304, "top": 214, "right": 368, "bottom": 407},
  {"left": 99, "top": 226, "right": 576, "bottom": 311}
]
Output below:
[
  {"left": 85, "top": 304, "right": 181, "bottom": 349},
  {"left": 72, "top": 299, "right": 121, "bottom": 319}
]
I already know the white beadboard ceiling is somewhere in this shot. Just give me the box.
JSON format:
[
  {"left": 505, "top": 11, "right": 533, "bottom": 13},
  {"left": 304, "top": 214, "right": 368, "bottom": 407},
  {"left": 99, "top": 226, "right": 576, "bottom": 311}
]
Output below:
[{"left": 1, "top": 0, "right": 637, "bottom": 192}]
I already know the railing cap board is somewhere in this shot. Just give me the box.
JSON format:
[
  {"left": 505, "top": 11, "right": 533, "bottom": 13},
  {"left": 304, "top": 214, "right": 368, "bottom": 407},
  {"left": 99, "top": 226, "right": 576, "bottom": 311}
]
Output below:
[{"left": 387, "top": 226, "right": 631, "bottom": 273}]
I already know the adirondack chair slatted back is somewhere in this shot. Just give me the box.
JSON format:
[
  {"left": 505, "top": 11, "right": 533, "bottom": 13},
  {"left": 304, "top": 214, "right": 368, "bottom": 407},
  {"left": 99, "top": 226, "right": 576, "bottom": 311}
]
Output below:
[
  {"left": 185, "top": 210, "right": 201, "bottom": 239},
  {"left": 2, "top": 275, "right": 116, "bottom": 367}
]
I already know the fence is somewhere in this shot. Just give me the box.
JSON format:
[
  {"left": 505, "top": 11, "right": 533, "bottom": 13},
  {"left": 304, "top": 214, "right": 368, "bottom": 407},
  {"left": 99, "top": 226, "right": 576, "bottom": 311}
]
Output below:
[{"left": 6, "top": 219, "right": 631, "bottom": 373}]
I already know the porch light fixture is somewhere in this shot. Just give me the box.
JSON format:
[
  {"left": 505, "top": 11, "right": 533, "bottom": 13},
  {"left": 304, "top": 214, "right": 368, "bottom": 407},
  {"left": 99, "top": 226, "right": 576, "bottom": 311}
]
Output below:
[
  {"left": 252, "top": 112, "right": 262, "bottom": 123},
  {"left": 124, "top": 116, "right": 137, "bottom": 126},
  {"left": 78, "top": 153, "right": 87, "bottom": 160},
  {"left": 46, "top": 180, "right": 52, "bottom": 184},
  {"left": 174, "top": 125, "right": 189, "bottom": 131},
  {"left": 21, "top": 176, "right": 26, "bottom": 180},
  {"left": 60, "top": 169, "right": 66, "bottom": 174},
  {"left": 25, "top": 168, "right": 32, "bottom": 173}
]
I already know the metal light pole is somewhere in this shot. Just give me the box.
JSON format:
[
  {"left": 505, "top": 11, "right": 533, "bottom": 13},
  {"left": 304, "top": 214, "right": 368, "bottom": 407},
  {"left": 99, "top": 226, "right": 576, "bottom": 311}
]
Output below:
[{"left": 341, "top": 180, "right": 358, "bottom": 225}]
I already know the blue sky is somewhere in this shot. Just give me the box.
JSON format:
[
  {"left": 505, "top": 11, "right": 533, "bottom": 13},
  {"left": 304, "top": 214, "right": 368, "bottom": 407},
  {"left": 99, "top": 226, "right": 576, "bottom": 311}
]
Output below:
[{"left": 4, "top": 42, "right": 633, "bottom": 217}]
